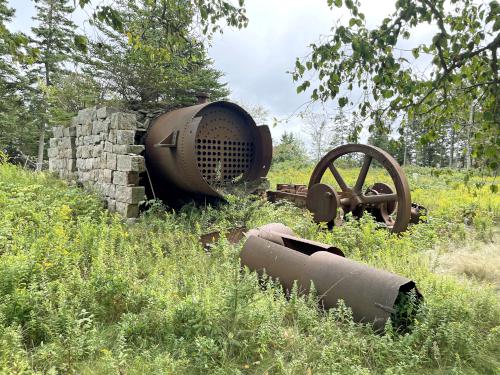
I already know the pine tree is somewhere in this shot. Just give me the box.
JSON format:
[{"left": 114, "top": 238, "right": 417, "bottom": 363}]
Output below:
[
  {"left": 329, "top": 110, "right": 348, "bottom": 148},
  {"left": 30, "top": 0, "right": 80, "bottom": 171},
  {"left": 0, "top": 0, "right": 35, "bottom": 154},
  {"left": 88, "top": 0, "right": 229, "bottom": 109},
  {"left": 0, "top": 0, "right": 20, "bottom": 122},
  {"left": 273, "top": 131, "right": 307, "bottom": 163}
]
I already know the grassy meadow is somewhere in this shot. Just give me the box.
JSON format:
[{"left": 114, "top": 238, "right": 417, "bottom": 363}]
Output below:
[{"left": 0, "top": 156, "right": 499, "bottom": 374}]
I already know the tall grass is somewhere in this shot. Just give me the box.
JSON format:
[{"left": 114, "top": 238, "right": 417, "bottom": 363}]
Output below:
[{"left": 0, "top": 160, "right": 499, "bottom": 374}]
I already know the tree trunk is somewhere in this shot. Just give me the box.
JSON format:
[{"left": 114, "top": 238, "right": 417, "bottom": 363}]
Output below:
[
  {"left": 36, "top": 127, "right": 44, "bottom": 171},
  {"left": 403, "top": 128, "right": 407, "bottom": 167},
  {"left": 35, "top": 2, "right": 53, "bottom": 172},
  {"left": 449, "top": 127, "right": 455, "bottom": 168},
  {"left": 465, "top": 103, "right": 474, "bottom": 170}
]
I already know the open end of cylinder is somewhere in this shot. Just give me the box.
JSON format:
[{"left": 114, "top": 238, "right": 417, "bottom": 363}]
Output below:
[
  {"left": 246, "top": 224, "right": 344, "bottom": 257},
  {"left": 282, "top": 237, "right": 344, "bottom": 257},
  {"left": 390, "top": 282, "right": 423, "bottom": 333},
  {"left": 195, "top": 105, "right": 256, "bottom": 188}
]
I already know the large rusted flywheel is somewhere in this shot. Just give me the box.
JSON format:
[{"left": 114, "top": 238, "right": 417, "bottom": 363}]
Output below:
[{"left": 307, "top": 144, "right": 412, "bottom": 233}]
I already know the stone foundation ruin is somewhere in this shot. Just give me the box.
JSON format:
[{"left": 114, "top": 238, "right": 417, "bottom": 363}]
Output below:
[{"left": 48, "top": 107, "right": 154, "bottom": 218}]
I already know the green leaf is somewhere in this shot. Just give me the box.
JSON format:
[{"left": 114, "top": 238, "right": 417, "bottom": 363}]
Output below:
[
  {"left": 338, "top": 97, "right": 348, "bottom": 107},
  {"left": 295, "top": 59, "right": 305, "bottom": 75},
  {"left": 329, "top": 0, "right": 343, "bottom": 7},
  {"left": 352, "top": 39, "right": 360, "bottom": 52},
  {"left": 412, "top": 48, "right": 419, "bottom": 58},
  {"left": 296, "top": 81, "right": 310, "bottom": 93},
  {"left": 382, "top": 89, "right": 393, "bottom": 99},
  {"left": 312, "top": 89, "right": 319, "bottom": 101},
  {"left": 96, "top": 6, "right": 124, "bottom": 32},
  {"left": 331, "top": 73, "right": 340, "bottom": 84}
]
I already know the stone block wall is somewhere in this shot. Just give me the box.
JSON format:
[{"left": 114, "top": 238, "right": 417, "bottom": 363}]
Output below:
[{"left": 48, "top": 106, "right": 153, "bottom": 218}]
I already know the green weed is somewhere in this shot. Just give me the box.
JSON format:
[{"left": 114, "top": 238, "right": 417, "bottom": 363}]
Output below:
[{"left": 0, "top": 160, "right": 499, "bottom": 374}]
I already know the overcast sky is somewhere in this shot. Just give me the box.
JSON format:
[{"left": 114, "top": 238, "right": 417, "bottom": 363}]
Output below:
[{"left": 7, "top": 0, "right": 436, "bottom": 142}]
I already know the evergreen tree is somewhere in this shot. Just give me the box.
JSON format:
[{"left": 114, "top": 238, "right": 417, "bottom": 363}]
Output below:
[
  {"left": 0, "top": 0, "right": 21, "bottom": 139},
  {"left": 273, "top": 131, "right": 308, "bottom": 164},
  {"left": 367, "top": 126, "right": 390, "bottom": 151},
  {"left": 0, "top": 0, "right": 36, "bottom": 155},
  {"left": 387, "top": 137, "right": 404, "bottom": 165},
  {"left": 30, "top": 0, "right": 82, "bottom": 170},
  {"left": 402, "top": 91, "right": 478, "bottom": 168},
  {"left": 88, "top": 0, "right": 229, "bottom": 109},
  {"left": 329, "top": 110, "right": 349, "bottom": 148}
]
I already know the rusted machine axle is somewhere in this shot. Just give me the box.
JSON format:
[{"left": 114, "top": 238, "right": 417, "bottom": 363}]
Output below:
[{"left": 240, "top": 224, "right": 423, "bottom": 331}]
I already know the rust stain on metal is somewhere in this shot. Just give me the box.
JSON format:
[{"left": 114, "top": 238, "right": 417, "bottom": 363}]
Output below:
[
  {"left": 364, "top": 182, "right": 397, "bottom": 227},
  {"left": 145, "top": 101, "right": 272, "bottom": 206},
  {"left": 240, "top": 224, "right": 422, "bottom": 331}
]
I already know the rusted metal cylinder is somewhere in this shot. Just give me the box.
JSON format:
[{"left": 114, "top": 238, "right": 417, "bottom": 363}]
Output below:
[
  {"left": 302, "top": 252, "right": 421, "bottom": 330},
  {"left": 240, "top": 227, "right": 422, "bottom": 331},
  {"left": 145, "top": 101, "right": 272, "bottom": 204},
  {"left": 241, "top": 236, "right": 310, "bottom": 292}
]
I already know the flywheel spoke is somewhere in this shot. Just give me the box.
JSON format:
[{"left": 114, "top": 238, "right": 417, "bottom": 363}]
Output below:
[
  {"left": 328, "top": 163, "right": 349, "bottom": 191},
  {"left": 354, "top": 155, "right": 372, "bottom": 193}
]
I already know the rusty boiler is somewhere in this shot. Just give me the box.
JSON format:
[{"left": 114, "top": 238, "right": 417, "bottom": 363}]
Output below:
[{"left": 145, "top": 100, "right": 272, "bottom": 205}]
